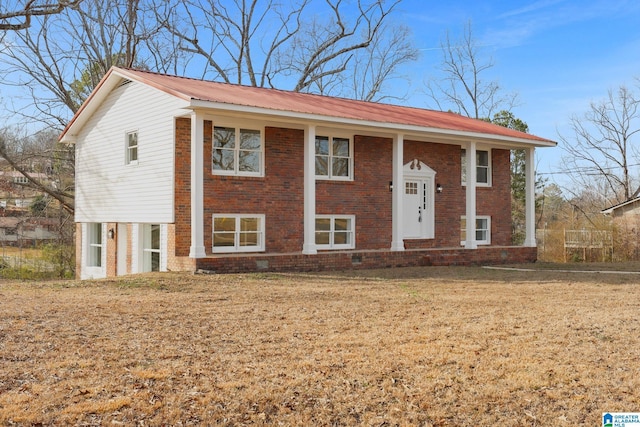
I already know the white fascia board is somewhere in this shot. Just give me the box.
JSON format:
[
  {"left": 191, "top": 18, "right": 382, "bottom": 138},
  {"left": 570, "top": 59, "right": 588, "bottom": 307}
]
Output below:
[
  {"left": 188, "top": 99, "right": 557, "bottom": 149},
  {"left": 601, "top": 197, "right": 640, "bottom": 214}
]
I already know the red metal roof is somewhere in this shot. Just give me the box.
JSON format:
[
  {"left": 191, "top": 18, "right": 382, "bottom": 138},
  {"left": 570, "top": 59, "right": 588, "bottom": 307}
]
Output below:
[{"left": 63, "top": 67, "right": 556, "bottom": 145}]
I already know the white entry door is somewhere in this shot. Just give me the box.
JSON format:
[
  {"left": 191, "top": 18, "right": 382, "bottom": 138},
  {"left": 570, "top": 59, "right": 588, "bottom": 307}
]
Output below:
[{"left": 402, "top": 160, "right": 435, "bottom": 239}]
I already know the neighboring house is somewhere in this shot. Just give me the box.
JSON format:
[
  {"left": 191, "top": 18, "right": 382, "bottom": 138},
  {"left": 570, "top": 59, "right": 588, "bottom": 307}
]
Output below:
[
  {"left": 60, "top": 67, "right": 556, "bottom": 279},
  {"left": 0, "top": 217, "right": 60, "bottom": 247},
  {"left": 602, "top": 197, "right": 640, "bottom": 259},
  {"left": 0, "top": 170, "right": 50, "bottom": 211}
]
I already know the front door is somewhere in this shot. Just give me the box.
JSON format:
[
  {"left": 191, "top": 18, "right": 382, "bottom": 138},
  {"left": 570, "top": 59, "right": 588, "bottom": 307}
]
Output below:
[{"left": 402, "top": 160, "right": 435, "bottom": 239}]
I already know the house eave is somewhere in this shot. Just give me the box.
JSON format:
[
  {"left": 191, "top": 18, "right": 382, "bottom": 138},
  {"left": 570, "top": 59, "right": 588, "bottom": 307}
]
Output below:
[
  {"left": 188, "top": 99, "right": 557, "bottom": 149},
  {"left": 601, "top": 197, "right": 640, "bottom": 214}
]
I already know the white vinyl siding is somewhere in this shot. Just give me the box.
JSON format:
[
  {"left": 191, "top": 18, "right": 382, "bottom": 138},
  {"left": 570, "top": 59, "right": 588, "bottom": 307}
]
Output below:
[
  {"left": 75, "top": 81, "right": 187, "bottom": 223},
  {"left": 126, "top": 131, "right": 138, "bottom": 165}
]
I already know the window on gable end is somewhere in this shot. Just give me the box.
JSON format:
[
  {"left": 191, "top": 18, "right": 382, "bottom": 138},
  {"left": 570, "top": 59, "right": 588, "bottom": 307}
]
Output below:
[{"left": 126, "top": 131, "right": 138, "bottom": 165}]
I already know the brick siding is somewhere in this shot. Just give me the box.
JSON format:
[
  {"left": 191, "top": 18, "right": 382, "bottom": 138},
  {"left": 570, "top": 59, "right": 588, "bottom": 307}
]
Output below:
[{"left": 162, "top": 119, "right": 524, "bottom": 276}]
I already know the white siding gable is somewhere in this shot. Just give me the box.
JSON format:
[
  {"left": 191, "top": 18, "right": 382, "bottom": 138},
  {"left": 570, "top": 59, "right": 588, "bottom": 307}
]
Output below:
[{"left": 75, "top": 80, "right": 189, "bottom": 223}]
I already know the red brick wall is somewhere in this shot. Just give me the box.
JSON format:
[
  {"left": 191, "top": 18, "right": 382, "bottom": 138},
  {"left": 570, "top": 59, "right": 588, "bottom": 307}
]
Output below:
[
  {"left": 105, "top": 222, "right": 117, "bottom": 277},
  {"left": 316, "top": 135, "right": 393, "bottom": 249},
  {"left": 403, "top": 142, "right": 512, "bottom": 248},
  {"left": 482, "top": 149, "right": 512, "bottom": 246},
  {"left": 173, "top": 119, "right": 513, "bottom": 257},
  {"left": 202, "top": 125, "right": 305, "bottom": 253},
  {"left": 174, "top": 117, "right": 192, "bottom": 257}
]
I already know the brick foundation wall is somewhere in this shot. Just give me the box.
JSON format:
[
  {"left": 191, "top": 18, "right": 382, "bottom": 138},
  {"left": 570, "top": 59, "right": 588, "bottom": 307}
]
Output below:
[{"left": 192, "top": 246, "right": 537, "bottom": 274}]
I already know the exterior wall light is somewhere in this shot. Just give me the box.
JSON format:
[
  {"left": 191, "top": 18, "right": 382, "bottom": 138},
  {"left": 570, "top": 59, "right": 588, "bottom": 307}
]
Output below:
[
  {"left": 108, "top": 228, "right": 115, "bottom": 239},
  {"left": 389, "top": 181, "right": 393, "bottom": 192},
  {"left": 436, "top": 183, "right": 443, "bottom": 193}
]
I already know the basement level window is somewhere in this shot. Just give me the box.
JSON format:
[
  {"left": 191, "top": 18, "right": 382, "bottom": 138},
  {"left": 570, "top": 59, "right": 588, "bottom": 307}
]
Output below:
[
  {"left": 212, "top": 214, "right": 265, "bottom": 253},
  {"left": 315, "top": 215, "right": 355, "bottom": 249}
]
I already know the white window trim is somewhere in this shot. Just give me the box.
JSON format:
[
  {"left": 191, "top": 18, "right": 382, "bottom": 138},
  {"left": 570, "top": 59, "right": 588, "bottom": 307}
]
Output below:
[
  {"left": 87, "top": 222, "right": 103, "bottom": 267},
  {"left": 315, "top": 215, "right": 356, "bottom": 250},
  {"left": 212, "top": 214, "right": 265, "bottom": 253},
  {"left": 461, "top": 148, "right": 491, "bottom": 187},
  {"left": 460, "top": 215, "right": 491, "bottom": 246},
  {"left": 142, "top": 224, "right": 161, "bottom": 272},
  {"left": 211, "top": 124, "right": 264, "bottom": 177},
  {"left": 125, "top": 130, "right": 139, "bottom": 166},
  {"left": 315, "top": 134, "right": 354, "bottom": 181}
]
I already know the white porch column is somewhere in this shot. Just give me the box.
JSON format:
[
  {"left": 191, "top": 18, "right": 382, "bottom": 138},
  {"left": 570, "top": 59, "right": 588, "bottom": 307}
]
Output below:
[
  {"left": 524, "top": 147, "right": 537, "bottom": 247},
  {"left": 465, "top": 142, "right": 478, "bottom": 249},
  {"left": 189, "top": 111, "right": 206, "bottom": 258},
  {"left": 391, "top": 133, "right": 405, "bottom": 251},
  {"left": 303, "top": 124, "right": 317, "bottom": 254}
]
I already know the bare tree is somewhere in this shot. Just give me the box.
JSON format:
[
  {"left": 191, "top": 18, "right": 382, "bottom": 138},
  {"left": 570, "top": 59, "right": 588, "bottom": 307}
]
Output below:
[
  {"left": 0, "top": 0, "right": 416, "bottom": 216},
  {"left": 560, "top": 85, "right": 640, "bottom": 205},
  {"left": 0, "top": 0, "right": 83, "bottom": 30},
  {"left": 1, "top": 0, "right": 165, "bottom": 127},
  {"left": 318, "top": 23, "right": 417, "bottom": 102},
  {"left": 426, "top": 21, "right": 517, "bottom": 119},
  {"left": 0, "top": 126, "right": 74, "bottom": 212},
  {"left": 159, "top": 0, "right": 417, "bottom": 100}
]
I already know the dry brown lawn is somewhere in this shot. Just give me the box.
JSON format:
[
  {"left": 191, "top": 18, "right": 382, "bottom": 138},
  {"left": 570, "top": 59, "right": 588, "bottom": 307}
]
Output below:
[{"left": 1, "top": 264, "right": 640, "bottom": 426}]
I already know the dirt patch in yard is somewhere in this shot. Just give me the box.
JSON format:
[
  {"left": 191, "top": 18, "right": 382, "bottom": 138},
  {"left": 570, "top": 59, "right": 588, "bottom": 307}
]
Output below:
[{"left": 1, "top": 265, "right": 639, "bottom": 425}]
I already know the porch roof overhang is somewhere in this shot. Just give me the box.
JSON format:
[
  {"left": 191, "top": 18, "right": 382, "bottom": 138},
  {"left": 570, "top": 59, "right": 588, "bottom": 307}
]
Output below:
[{"left": 60, "top": 66, "right": 557, "bottom": 150}]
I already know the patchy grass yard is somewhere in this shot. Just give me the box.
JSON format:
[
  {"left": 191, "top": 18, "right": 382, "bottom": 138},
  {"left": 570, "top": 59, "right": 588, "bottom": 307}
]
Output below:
[{"left": 1, "top": 265, "right": 639, "bottom": 425}]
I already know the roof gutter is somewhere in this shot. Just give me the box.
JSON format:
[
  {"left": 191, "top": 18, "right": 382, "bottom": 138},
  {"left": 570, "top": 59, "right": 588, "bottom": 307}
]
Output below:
[{"left": 188, "top": 99, "right": 557, "bottom": 148}]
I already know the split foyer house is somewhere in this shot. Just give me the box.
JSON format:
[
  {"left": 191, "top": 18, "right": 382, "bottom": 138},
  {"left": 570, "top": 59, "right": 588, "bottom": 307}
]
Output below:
[{"left": 60, "top": 67, "right": 556, "bottom": 279}]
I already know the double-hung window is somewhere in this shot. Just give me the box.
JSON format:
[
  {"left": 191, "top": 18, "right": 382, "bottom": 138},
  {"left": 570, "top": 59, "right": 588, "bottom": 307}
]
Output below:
[
  {"left": 142, "top": 224, "right": 160, "bottom": 272},
  {"left": 461, "top": 149, "right": 491, "bottom": 186},
  {"left": 213, "top": 214, "right": 265, "bottom": 253},
  {"left": 87, "top": 223, "right": 103, "bottom": 267},
  {"left": 212, "top": 126, "right": 263, "bottom": 176},
  {"left": 126, "top": 131, "right": 138, "bottom": 165},
  {"left": 315, "top": 135, "right": 352, "bottom": 180},
  {"left": 315, "top": 215, "right": 355, "bottom": 249},
  {"left": 460, "top": 216, "right": 491, "bottom": 245}
]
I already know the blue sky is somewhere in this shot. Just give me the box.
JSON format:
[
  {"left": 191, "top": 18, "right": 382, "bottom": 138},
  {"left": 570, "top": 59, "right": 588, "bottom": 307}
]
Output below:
[{"left": 394, "top": 0, "right": 640, "bottom": 184}]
